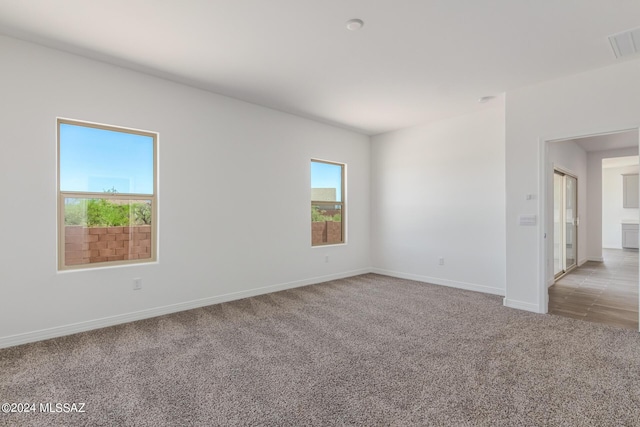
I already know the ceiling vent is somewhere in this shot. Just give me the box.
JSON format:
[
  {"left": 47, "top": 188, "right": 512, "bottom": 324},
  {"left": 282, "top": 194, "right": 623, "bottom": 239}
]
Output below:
[{"left": 609, "top": 27, "right": 640, "bottom": 58}]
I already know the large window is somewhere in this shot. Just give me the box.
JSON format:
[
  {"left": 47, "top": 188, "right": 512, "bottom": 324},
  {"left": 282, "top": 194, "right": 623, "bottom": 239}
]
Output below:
[
  {"left": 57, "top": 119, "right": 157, "bottom": 270},
  {"left": 311, "top": 159, "right": 345, "bottom": 246}
]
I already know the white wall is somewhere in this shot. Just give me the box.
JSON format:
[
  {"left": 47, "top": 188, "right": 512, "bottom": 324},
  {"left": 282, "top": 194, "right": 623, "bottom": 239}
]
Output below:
[
  {"left": 0, "top": 36, "right": 371, "bottom": 347},
  {"left": 505, "top": 59, "right": 640, "bottom": 313},
  {"left": 370, "top": 103, "right": 506, "bottom": 295},
  {"left": 602, "top": 164, "right": 640, "bottom": 248},
  {"left": 547, "top": 140, "right": 588, "bottom": 279},
  {"left": 586, "top": 147, "right": 638, "bottom": 260}
]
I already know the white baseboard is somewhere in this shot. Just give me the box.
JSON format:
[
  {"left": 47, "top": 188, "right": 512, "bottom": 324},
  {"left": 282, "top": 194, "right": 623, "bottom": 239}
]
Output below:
[
  {"left": 587, "top": 257, "right": 604, "bottom": 262},
  {"left": 0, "top": 268, "right": 371, "bottom": 349},
  {"left": 503, "top": 297, "right": 540, "bottom": 313},
  {"left": 370, "top": 268, "right": 504, "bottom": 296},
  {"left": 578, "top": 257, "right": 589, "bottom": 266}
]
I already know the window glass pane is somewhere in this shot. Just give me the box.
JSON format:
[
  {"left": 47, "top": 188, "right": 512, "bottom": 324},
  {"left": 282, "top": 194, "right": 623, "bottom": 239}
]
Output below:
[
  {"left": 311, "top": 202, "right": 342, "bottom": 245},
  {"left": 63, "top": 197, "right": 152, "bottom": 266},
  {"left": 311, "top": 159, "right": 344, "bottom": 246},
  {"left": 60, "top": 123, "right": 154, "bottom": 194},
  {"left": 311, "top": 161, "right": 342, "bottom": 202}
]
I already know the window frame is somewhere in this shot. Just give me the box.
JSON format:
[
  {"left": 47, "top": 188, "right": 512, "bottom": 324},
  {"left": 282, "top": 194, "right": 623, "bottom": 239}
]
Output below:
[
  {"left": 57, "top": 118, "right": 158, "bottom": 270},
  {"left": 311, "top": 159, "right": 345, "bottom": 246}
]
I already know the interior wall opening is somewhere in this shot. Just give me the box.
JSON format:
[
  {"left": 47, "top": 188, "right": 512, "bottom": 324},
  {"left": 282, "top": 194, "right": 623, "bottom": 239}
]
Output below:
[{"left": 544, "top": 128, "right": 640, "bottom": 331}]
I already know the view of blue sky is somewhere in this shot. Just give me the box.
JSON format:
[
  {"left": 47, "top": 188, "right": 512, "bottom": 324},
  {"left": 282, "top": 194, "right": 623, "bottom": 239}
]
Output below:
[
  {"left": 59, "top": 123, "right": 154, "bottom": 195},
  {"left": 60, "top": 123, "right": 340, "bottom": 200},
  {"left": 311, "top": 161, "right": 342, "bottom": 201}
]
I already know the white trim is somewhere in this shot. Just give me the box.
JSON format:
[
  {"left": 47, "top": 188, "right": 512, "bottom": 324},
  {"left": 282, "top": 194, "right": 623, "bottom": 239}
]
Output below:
[
  {"left": 553, "top": 164, "right": 578, "bottom": 181},
  {"left": 587, "top": 256, "right": 604, "bottom": 262},
  {"left": 371, "top": 268, "right": 504, "bottom": 296},
  {"left": 503, "top": 297, "right": 540, "bottom": 313},
  {"left": 545, "top": 126, "right": 639, "bottom": 144},
  {"left": 0, "top": 268, "right": 370, "bottom": 349},
  {"left": 539, "top": 135, "right": 548, "bottom": 313}
]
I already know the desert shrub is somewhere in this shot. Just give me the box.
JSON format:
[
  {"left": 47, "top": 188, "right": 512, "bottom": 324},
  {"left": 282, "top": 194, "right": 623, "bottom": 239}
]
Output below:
[{"left": 64, "top": 199, "right": 152, "bottom": 227}]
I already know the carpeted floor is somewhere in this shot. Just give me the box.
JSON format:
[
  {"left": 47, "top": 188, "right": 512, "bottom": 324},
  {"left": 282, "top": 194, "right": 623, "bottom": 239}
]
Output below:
[{"left": 2, "top": 273, "right": 640, "bottom": 426}]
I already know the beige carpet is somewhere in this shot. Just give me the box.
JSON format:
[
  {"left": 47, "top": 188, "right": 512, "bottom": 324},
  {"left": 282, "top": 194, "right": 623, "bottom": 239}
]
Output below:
[{"left": 2, "top": 274, "right": 640, "bottom": 426}]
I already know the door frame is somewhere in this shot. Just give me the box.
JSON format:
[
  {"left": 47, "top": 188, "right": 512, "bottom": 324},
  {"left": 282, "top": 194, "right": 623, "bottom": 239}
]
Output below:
[
  {"left": 553, "top": 168, "right": 579, "bottom": 280},
  {"left": 538, "top": 125, "right": 640, "bottom": 324}
]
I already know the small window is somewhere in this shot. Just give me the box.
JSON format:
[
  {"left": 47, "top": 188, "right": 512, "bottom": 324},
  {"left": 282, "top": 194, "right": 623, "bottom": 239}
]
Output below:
[
  {"left": 311, "top": 159, "right": 345, "bottom": 246},
  {"left": 57, "top": 119, "right": 157, "bottom": 270}
]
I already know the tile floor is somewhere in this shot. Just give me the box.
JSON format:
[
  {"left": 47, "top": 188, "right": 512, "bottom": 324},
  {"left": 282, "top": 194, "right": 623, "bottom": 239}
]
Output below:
[{"left": 549, "top": 248, "right": 639, "bottom": 330}]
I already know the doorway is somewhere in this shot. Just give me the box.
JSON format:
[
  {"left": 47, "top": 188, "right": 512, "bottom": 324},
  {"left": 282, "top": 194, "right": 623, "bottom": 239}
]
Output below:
[
  {"left": 553, "top": 170, "right": 578, "bottom": 278},
  {"left": 543, "top": 128, "right": 640, "bottom": 330}
]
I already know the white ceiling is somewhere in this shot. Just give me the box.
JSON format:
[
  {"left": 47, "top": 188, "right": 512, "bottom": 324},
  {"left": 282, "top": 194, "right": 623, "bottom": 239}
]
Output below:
[
  {"left": 1, "top": 1, "right": 639, "bottom": 135},
  {"left": 572, "top": 130, "right": 639, "bottom": 152}
]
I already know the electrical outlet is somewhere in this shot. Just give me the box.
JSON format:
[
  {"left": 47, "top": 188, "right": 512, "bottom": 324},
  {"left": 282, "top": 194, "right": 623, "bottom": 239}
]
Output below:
[
  {"left": 133, "top": 278, "right": 142, "bottom": 290},
  {"left": 438, "top": 257, "right": 445, "bottom": 266},
  {"left": 325, "top": 255, "right": 329, "bottom": 263}
]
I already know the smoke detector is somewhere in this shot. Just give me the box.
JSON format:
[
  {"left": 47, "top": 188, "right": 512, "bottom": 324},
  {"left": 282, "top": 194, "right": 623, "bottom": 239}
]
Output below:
[{"left": 609, "top": 27, "right": 640, "bottom": 58}]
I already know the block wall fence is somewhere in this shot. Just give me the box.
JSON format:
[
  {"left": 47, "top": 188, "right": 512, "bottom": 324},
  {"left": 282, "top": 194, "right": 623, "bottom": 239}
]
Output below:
[
  {"left": 67, "top": 222, "right": 335, "bottom": 264},
  {"left": 64, "top": 225, "right": 152, "bottom": 266},
  {"left": 312, "top": 221, "right": 342, "bottom": 245}
]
